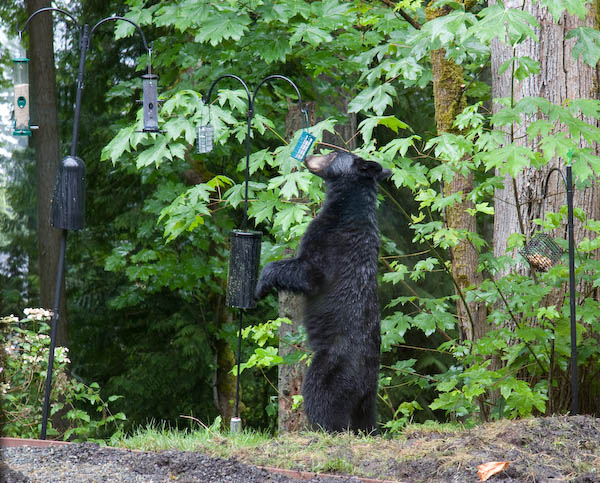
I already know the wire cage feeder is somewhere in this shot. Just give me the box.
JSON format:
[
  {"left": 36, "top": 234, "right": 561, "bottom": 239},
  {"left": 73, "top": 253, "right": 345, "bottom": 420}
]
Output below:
[{"left": 521, "top": 232, "right": 563, "bottom": 271}]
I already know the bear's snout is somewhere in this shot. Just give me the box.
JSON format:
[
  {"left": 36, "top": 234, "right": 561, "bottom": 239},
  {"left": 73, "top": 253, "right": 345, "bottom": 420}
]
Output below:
[{"left": 305, "top": 153, "right": 335, "bottom": 173}]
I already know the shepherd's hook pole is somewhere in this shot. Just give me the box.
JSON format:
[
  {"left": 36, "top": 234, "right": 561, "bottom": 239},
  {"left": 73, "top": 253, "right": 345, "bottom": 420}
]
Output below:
[
  {"left": 40, "top": 230, "right": 67, "bottom": 439},
  {"left": 566, "top": 165, "right": 578, "bottom": 415}
]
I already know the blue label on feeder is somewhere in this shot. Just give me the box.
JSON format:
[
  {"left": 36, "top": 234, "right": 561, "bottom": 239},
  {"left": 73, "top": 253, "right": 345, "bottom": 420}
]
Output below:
[{"left": 291, "top": 131, "right": 316, "bottom": 161}]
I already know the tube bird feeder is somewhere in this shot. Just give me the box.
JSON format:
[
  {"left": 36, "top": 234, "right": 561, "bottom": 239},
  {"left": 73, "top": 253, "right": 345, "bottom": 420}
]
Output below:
[
  {"left": 226, "top": 230, "right": 262, "bottom": 309},
  {"left": 142, "top": 73, "right": 160, "bottom": 132},
  {"left": 13, "top": 46, "right": 31, "bottom": 136}
]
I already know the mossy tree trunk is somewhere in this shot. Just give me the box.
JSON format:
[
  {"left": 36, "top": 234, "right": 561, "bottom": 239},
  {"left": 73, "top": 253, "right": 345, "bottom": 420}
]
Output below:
[
  {"left": 490, "top": 0, "right": 600, "bottom": 414},
  {"left": 426, "top": 2, "right": 488, "bottom": 342}
]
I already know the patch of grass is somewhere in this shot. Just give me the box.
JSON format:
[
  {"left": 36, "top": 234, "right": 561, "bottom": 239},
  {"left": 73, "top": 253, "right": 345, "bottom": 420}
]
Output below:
[
  {"left": 111, "top": 415, "right": 600, "bottom": 481},
  {"left": 113, "top": 417, "right": 271, "bottom": 457}
]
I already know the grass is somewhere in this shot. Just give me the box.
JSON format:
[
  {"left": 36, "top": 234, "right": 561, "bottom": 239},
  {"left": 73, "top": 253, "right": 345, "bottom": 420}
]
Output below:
[
  {"left": 110, "top": 416, "right": 600, "bottom": 481},
  {"left": 111, "top": 417, "right": 464, "bottom": 480}
]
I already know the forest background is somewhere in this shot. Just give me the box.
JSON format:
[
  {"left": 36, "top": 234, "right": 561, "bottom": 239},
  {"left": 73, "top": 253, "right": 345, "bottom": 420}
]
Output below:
[{"left": 1, "top": 0, "right": 600, "bottom": 440}]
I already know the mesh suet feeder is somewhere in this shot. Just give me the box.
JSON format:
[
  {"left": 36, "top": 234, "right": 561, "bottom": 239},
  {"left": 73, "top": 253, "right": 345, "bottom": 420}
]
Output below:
[
  {"left": 12, "top": 45, "right": 31, "bottom": 136},
  {"left": 521, "top": 233, "right": 563, "bottom": 271},
  {"left": 197, "top": 106, "right": 214, "bottom": 154},
  {"left": 50, "top": 156, "right": 86, "bottom": 231},
  {"left": 291, "top": 111, "right": 315, "bottom": 161}
]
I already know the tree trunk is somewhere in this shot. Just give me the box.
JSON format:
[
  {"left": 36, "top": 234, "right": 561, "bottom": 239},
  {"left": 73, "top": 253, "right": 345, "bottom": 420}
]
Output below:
[
  {"left": 276, "top": 101, "right": 317, "bottom": 433},
  {"left": 426, "top": 2, "right": 488, "bottom": 342},
  {"left": 490, "top": 0, "right": 600, "bottom": 413},
  {"left": 26, "top": 0, "right": 67, "bottom": 346}
]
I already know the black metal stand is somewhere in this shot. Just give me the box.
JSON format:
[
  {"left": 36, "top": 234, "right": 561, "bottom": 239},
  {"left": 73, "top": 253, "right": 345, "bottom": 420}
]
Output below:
[
  {"left": 543, "top": 164, "right": 578, "bottom": 415},
  {"left": 18, "top": 7, "right": 152, "bottom": 440},
  {"left": 565, "top": 166, "right": 578, "bottom": 414},
  {"left": 40, "top": 230, "right": 67, "bottom": 440},
  {"left": 204, "top": 74, "right": 307, "bottom": 432}
]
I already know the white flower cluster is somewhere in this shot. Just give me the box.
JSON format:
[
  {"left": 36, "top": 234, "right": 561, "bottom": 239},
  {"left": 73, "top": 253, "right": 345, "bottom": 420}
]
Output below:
[{"left": 23, "top": 308, "right": 53, "bottom": 320}]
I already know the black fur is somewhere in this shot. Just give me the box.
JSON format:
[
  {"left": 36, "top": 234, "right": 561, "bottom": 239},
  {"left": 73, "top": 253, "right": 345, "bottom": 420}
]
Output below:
[{"left": 255, "top": 151, "right": 390, "bottom": 433}]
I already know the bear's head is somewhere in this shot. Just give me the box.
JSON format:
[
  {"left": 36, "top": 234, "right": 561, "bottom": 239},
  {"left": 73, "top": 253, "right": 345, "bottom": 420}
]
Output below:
[{"left": 305, "top": 151, "right": 391, "bottom": 182}]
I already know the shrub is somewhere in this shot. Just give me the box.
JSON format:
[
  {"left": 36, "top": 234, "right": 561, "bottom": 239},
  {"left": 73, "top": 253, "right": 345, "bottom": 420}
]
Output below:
[{"left": 0, "top": 309, "right": 126, "bottom": 442}]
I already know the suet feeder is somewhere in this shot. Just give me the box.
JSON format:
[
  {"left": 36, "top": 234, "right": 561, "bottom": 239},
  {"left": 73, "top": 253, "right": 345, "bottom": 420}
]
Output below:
[
  {"left": 197, "top": 103, "right": 214, "bottom": 153},
  {"left": 521, "top": 233, "right": 563, "bottom": 271},
  {"left": 291, "top": 111, "right": 315, "bottom": 161},
  {"left": 197, "top": 125, "right": 214, "bottom": 154},
  {"left": 142, "top": 73, "right": 159, "bottom": 132},
  {"left": 226, "top": 230, "right": 262, "bottom": 309},
  {"left": 50, "top": 156, "right": 86, "bottom": 231},
  {"left": 13, "top": 46, "right": 31, "bottom": 136}
]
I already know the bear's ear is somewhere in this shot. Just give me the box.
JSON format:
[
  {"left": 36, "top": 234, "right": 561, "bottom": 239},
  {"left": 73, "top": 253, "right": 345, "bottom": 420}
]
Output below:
[{"left": 358, "top": 159, "right": 391, "bottom": 180}]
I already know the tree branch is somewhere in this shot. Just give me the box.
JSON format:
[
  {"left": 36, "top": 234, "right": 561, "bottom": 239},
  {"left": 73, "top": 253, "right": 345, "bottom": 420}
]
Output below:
[{"left": 380, "top": 0, "right": 422, "bottom": 30}]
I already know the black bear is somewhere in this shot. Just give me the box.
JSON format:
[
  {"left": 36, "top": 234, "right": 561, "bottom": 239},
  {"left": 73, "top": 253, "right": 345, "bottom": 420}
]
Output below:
[{"left": 255, "top": 151, "right": 391, "bottom": 433}]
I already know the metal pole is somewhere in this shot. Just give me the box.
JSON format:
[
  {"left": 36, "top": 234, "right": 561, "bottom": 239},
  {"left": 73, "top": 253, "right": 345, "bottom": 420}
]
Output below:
[
  {"left": 40, "top": 230, "right": 67, "bottom": 439},
  {"left": 70, "top": 24, "right": 89, "bottom": 157},
  {"left": 230, "top": 309, "right": 244, "bottom": 433},
  {"left": 566, "top": 165, "right": 578, "bottom": 414}
]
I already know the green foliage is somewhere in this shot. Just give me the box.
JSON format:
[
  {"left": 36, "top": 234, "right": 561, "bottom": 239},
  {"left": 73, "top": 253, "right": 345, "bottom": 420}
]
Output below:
[
  {"left": 0, "top": 309, "right": 126, "bottom": 441},
  {"left": 3, "top": 0, "right": 600, "bottom": 437}
]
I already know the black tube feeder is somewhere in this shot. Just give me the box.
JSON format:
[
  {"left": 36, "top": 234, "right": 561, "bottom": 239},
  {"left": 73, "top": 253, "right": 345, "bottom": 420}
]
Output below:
[
  {"left": 226, "top": 230, "right": 262, "bottom": 309},
  {"left": 142, "top": 73, "right": 160, "bottom": 132},
  {"left": 50, "top": 156, "right": 86, "bottom": 230}
]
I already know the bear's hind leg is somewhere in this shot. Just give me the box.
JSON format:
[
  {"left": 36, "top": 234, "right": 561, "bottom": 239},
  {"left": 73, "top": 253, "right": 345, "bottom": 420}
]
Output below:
[
  {"left": 302, "top": 360, "right": 353, "bottom": 432},
  {"left": 350, "top": 392, "right": 378, "bottom": 435}
]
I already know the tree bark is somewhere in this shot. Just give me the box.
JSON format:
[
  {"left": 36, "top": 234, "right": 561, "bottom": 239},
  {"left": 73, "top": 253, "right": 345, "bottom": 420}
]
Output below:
[
  {"left": 426, "top": 2, "right": 488, "bottom": 342},
  {"left": 276, "top": 101, "right": 317, "bottom": 433},
  {"left": 26, "top": 0, "right": 67, "bottom": 346},
  {"left": 490, "top": 0, "right": 600, "bottom": 413}
]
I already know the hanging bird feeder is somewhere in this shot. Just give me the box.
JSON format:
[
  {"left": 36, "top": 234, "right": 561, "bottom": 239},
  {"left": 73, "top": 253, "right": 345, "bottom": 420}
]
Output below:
[
  {"left": 137, "top": 45, "right": 161, "bottom": 133},
  {"left": 291, "top": 110, "right": 315, "bottom": 162},
  {"left": 226, "top": 230, "right": 262, "bottom": 309},
  {"left": 50, "top": 155, "right": 86, "bottom": 231},
  {"left": 521, "top": 232, "right": 563, "bottom": 271},
  {"left": 141, "top": 73, "right": 159, "bottom": 132},
  {"left": 12, "top": 46, "right": 31, "bottom": 136},
  {"left": 197, "top": 105, "right": 214, "bottom": 154}
]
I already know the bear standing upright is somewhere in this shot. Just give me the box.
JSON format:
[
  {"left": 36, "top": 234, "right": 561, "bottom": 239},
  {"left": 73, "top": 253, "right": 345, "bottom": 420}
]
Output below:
[{"left": 255, "top": 151, "right": 391, "bottom": 433}]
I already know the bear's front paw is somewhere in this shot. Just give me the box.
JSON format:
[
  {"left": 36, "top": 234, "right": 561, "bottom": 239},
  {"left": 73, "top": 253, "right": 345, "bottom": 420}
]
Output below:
[{"left": 254, "top": 278, "right": 271, "bottom": 300}]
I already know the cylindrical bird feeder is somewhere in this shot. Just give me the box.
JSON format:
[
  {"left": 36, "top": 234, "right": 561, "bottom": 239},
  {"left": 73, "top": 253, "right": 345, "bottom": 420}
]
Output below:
[
  {"left": 226, "top": 229, "right": 262, "bottom": 309},
  {"left": 142, "top": 73, "right": 159, "bottom": 132},
  {"left": 50, "top": 155, "right": 86, "bottom": 230},
  {"left": 13, "top": 47, "right": 31, "bottom": 136}
]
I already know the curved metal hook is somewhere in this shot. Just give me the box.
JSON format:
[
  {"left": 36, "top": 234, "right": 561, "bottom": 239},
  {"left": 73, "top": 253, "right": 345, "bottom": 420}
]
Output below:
[
  {"left": 542, "top": 167, "right": 568, "bottom": 199},
  {"left": 17, "top": 7, "right": 81, "bottom": 36},
  {"left": 205, "top": 74, "right": 252, "bottom": 115},
  {"left": 204, "top": 74, "right": 253, "bottom": 230},
  {"left": 89, "top": 16, "right": 150, "bottom": 53},
  {"left": 251, "top": 74, "right": 308, "bottom": 128}
]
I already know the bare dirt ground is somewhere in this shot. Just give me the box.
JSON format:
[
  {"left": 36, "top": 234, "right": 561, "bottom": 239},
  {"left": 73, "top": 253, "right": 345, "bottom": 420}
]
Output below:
[{"left": 2, "top": 415, "right": 599, "bottom": 482}]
